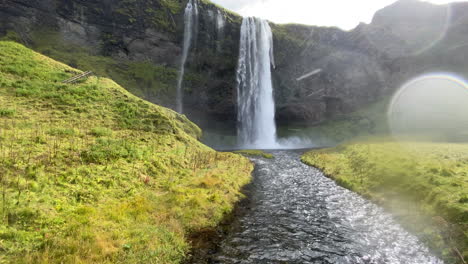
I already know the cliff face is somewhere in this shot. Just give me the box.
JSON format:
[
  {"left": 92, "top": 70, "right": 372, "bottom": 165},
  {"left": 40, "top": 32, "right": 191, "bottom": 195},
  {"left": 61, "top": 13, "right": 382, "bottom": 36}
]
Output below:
[
  {"left": 271, "top": 24, "right": 391, "bottom": 125},
  {"left": 1, "top": 0, "right": 468, "bottom": 128},
  {"left": 0, "top": 0, "right": 241, "bottom": 126},
  {"left": 272, "top": 0, "right": 468, "bottom": 124},
  {"left": 0, "top": 0, "right": 183, "bottom": 62}
]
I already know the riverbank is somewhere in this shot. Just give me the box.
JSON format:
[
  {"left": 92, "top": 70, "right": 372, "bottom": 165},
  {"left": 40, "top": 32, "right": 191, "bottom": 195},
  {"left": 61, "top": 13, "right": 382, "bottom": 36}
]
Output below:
[
  {"left": 209, "top": 150, "right": 441, "bottom": 263},
  {"left": 183, "top": 178, "right": 254, "bottom": 263},
  {"left": 302, "top": 140, "right": 468, "bottom": 263},
  {"left": 183, "top": 150, "right": 273, "bottom": 262},
  {"left": 0, "top": 41, "right": 253, "bottom": 263}
]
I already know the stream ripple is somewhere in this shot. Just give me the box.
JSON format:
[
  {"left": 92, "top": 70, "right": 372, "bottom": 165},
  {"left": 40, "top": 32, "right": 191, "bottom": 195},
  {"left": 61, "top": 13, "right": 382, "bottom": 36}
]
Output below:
[{"left": 213, "top": 151, "right": 443, "bottom": 264}]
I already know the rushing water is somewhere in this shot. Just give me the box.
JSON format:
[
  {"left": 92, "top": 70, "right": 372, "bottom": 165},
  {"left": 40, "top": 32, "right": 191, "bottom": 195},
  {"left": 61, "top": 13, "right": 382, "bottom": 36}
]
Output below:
[
  {"left": 176, "top": 0, "right": 199, "bottom": 114},
  {"left": 216, "top": 10, "right": 225, "bottom": 32},
  {"left": 216, "top": 10, "right": 225, "bottom": 52},
  {"left": 214, "top": 151, "right": 443, "bottom": 264},
  {"left": 236, "top": 17, "right": 278, "bottom": 149}
]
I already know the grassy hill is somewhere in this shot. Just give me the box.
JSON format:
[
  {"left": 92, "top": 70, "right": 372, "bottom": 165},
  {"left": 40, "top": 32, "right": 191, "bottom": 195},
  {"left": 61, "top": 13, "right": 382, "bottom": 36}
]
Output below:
[
  {"left": 0, "top": 41, "right": 252, "bottom": 263},
  {"left": 302, "top": 140, "right": 468, "bottom": 263}
]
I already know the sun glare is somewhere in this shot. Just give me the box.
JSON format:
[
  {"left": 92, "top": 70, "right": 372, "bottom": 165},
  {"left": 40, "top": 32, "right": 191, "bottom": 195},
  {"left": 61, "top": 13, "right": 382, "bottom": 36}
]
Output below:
[{"left": 388, "top": 73, "right": 468, "bottom": 142}]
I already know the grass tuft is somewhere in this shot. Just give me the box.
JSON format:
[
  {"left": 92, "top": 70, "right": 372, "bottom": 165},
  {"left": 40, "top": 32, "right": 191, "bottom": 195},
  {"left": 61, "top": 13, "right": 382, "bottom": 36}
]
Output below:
[{"left": 0, "top": 108, "right": 15, "bottom": 117}]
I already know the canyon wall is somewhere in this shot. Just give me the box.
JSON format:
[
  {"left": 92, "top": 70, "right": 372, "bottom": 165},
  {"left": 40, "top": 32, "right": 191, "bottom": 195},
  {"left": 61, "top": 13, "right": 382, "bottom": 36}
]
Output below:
[{"left": 1, "top": 0, "right": 467, "bottom": 129}]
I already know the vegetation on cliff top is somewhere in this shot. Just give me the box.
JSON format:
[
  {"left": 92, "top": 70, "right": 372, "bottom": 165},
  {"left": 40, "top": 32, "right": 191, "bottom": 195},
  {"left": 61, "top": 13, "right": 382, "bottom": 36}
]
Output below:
[
  {"left": 0, "top": 41, "right": 252, "bottom": 263},
  {"left": 302, "top": 140, "right": 468, "bottom": 263},
  {"left": 114, "top": 0, "right": 182, "bottom": 32}
]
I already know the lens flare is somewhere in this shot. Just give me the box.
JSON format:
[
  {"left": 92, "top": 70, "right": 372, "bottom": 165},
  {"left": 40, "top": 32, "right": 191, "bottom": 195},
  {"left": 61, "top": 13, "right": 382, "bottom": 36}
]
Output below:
[
  {"left": 413, "top": 4, "right": 452, "bottom": 55},
  {"left": 363, "top": 3, "right": 452, "bottom": 57},
  {"left": 388, "top": 73, "right": 468, "bottom": 142}
]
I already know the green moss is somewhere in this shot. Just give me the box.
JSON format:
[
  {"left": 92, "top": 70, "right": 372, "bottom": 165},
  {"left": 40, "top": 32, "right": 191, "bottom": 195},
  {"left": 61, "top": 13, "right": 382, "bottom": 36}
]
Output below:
[
  {"left": 196, "top": 0, "right": 242, "bottom": 24},
  {"left": 270, "top": 24, "right": 310, "bottom": 66},
  {"left": 0, "top": 41, "right": 252, "bottom": 263},
  {"left": 28, "top": 30, "right": 178, "bottom": 107},
  {"left": 114, "top": 0, "right": 182, "bottom": 32},
  {"left": 234, "top": 150, "right": 274, "bottom": 159},
  {"left": 160, "top": 0, "right": 183, "bottom": 14},
  {"left": 0, "top": 108, "right": 16, "bottom": 117},
  {"left": 47, "top": 127, "right": 77, "bottom": 137},
  {"left": 145, "top": 7, "right": 176, "bottom": 31},
  {"left": 90, "top": 127, "right": 113, "bottom": 137},
  {"left": 0, "top": 31, "right": 22, "bottom": 42},
  {"left": 271, "top": 24, "right": 305, "bottom": 47},
  {"left": 81, "top": 138, "right": 146, "bottom": 164},
  {"left": 127, "top": 62, "right": 178, "bottom": 97},
  {"left": 302, "top": 140, "right": 468, "bottom": 262}
]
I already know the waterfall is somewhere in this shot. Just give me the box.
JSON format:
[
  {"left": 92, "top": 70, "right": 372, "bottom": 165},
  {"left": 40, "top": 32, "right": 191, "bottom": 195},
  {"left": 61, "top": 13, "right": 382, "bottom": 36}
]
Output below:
[
  {"left": 216, "top": 10, "right": 225, "bottom": 52},
  {"left": 176, "top": 0, "right": 198, "bottom": 114},
  {"left": 216, "top": 10, "right": 225, "bottom": 33},
  {"left": 236, "top": 17, "right": 278, "bottom": 149}
]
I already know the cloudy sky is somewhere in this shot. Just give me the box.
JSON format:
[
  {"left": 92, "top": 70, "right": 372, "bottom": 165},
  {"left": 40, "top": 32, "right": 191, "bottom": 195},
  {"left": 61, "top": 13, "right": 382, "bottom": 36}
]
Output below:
[{"left": 210, "top": 0, "right": 457, "bottom": 30}]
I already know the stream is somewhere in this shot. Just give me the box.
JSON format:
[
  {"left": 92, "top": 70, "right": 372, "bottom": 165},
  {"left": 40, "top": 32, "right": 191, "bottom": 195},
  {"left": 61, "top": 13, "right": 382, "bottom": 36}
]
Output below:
[{"left": 212, "top": 150, "right": 443, "bottom": 264}]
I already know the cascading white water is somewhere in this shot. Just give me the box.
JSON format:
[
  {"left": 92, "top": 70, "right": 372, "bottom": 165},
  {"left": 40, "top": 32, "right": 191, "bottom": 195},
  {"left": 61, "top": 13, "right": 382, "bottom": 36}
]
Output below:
[
  {"left": 236, "top": 17, "right": 278, "bottom": 149},
  {"left": 216, "top": 10, "right": 225, "bottom": 52},
  {"left": 176, "top": 0, "right": 198, "bottom": 114},
  {"left": 216, "top": 10, "right": 225, "bottom": 31}
]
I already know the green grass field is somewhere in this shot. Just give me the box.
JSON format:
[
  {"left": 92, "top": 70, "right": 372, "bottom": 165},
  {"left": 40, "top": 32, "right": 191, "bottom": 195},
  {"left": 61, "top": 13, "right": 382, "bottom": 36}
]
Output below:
[
  {"left": 0, "top": 41, "right": 252, "bottom": 263},
  {"left": 302, "top": 139, "right": 468, "bottom": 263}
]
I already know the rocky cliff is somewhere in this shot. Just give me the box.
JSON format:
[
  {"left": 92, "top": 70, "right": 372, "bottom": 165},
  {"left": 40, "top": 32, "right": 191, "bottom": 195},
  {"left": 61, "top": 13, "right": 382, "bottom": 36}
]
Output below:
[
  {"left": 272, "top": 0, "right": 468, "bottom": 125},
  {"left": 0, "top": 0, "right": 242, "bottom": 128},
  {"left": 1, "top": 0, "right": 468, "bottom": 130}
]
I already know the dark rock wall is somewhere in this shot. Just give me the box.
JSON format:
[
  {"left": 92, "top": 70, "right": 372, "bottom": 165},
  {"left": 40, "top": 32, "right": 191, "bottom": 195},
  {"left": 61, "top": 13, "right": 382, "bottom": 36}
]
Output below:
[
  {"left": 0, "top": 0, "right": 241, "bottom": 127},
  {"left": 182, "top": 4, "right": 242, "bottom": 127},
  {"left": 271, "top": 0, "right": 468, "bottom": 124},
  {"left": 1, "top": 0, "right": 183, "bottom": 60},
  {"left": 1, "top": 0, "right": 467, "bottom": 128},
  {"left": 271, "top": 24, "right": 392, "bottom": 125}
]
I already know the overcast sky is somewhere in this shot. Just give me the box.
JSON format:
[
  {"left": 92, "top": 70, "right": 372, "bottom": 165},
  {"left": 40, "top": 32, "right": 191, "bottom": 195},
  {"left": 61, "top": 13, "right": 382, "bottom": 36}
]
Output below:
[{"left": 210, "top": 0, "right": 458, "bottom": 30}]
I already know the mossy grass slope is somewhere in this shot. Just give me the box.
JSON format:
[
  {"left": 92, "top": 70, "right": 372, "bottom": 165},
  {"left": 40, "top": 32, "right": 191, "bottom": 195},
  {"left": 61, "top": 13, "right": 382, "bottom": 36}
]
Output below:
[
  {"left": 0, "top": 41, "right": 253, "bottom": 263},
  {"left": 302, "top": 139, "right": 468, "bottom": 263}
]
